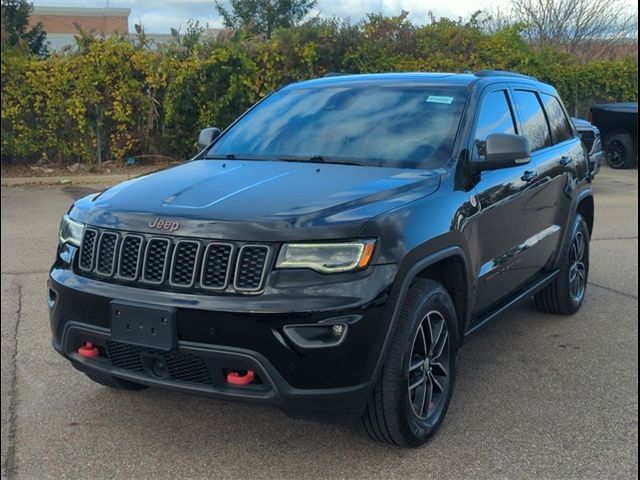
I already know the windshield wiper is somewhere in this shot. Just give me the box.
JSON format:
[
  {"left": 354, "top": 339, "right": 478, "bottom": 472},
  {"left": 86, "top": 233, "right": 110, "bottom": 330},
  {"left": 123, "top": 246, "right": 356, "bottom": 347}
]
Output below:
[
  {"left": 204, "top": 153, "right": 366, "bottom": 166},
  {"left": 202, "top": 153, "right": 237, "bottom": 159},
  {"left": 277, "top": 155, "right": 365, "bottom": 166}
]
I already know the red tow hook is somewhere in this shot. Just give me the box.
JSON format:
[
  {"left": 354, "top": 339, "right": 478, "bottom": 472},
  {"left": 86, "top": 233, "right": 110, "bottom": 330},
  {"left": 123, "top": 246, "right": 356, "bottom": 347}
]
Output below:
[
  {"left": 226, "top": 370, "right": 255, "bottom": 386},
  {"left": 77, "top": 342, "right": 100, "bottom": 358}
]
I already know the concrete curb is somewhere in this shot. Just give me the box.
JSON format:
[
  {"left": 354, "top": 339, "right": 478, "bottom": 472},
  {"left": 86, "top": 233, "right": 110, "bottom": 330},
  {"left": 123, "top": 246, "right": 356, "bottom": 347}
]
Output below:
[{"left": 1, "top": 174, "right": 133, "bottom": 187}]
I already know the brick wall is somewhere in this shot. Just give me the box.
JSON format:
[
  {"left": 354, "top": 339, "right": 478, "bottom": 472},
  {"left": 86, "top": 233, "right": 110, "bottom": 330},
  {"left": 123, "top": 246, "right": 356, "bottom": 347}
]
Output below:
[
  {"left": 28, "top": 7, "right": 130, "bottom": 36},
  {"left": 29, "top": 14, "right": 128, "bottom": 34}
]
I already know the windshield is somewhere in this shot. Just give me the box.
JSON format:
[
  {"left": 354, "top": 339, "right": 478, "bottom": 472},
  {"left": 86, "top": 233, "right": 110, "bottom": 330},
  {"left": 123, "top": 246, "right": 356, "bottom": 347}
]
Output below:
[{"left": 206, "top": 84, "right": 467, "bottom": 169}]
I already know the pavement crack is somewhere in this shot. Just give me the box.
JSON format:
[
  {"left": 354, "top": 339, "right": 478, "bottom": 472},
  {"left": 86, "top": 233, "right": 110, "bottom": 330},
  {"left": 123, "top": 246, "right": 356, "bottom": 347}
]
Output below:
[
  {"left": 591, "top": 236, "right": 638, "bottom": 241},
  {"left": 588, "top": 281, "right": 638, "bottom": 300},
  {"left": 2, "top": 283, "right": 22, "bottom": 480}
]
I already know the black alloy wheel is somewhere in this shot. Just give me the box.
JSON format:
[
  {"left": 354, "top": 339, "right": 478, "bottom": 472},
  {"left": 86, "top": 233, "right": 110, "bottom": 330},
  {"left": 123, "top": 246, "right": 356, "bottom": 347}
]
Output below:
[
  {"left": 534, "top": 214, "right": 590, "bottom": 315},
  {"left": 363, "top": 279, "right": 458, "bottom": 447},
  {"left": 568, "top": 230, "right": 587, "bottom": 304},
  {"left": 607, "top": 138, "right": 627, "bottom": 169},
  {"left": 407, "top": 310, "right": 450, "bottom": 423}
]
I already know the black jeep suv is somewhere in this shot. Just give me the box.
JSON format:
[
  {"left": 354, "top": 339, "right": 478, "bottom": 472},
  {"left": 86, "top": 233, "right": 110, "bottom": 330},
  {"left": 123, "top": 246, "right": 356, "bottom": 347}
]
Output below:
[{"left": 50, "top": 71, "right": 593, "bottom": 447}]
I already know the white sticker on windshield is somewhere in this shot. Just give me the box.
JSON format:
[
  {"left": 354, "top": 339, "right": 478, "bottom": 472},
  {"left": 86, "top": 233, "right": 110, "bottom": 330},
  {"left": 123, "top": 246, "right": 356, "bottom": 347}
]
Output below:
[{"left": 426, "top": 95, "right": 454, "bottom": 105}]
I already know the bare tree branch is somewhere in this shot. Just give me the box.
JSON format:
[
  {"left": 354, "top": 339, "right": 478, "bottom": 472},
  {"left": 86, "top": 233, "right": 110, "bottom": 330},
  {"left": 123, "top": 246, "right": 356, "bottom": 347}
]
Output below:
[{"left": 487, "top": 0, "right": 638, "bottom": 60}]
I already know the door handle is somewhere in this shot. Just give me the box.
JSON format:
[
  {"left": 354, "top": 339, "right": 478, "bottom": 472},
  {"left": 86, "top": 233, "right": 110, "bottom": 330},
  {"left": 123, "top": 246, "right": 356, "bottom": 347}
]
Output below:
[
  {"left": 521, "top": 170, "right": 537, "bottom": 182},
  {"left": 559, "top": 156, "right": 573, "bottom": 166}
]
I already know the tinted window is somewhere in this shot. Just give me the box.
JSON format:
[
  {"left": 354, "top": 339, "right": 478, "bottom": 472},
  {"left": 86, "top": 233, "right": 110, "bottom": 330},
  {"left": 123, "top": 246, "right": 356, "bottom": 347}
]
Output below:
[
  {"left": 207, "top": 86, "right": 467, "bottom": 169},
  {"left": 541, "top": 94, "right": 574, "bottom": 144},
  {"left": 513, "top": 90, "right": 553, "bottom": 152},
  {"left": 474, "top": 90, "right": 517, "bottom": 157}
]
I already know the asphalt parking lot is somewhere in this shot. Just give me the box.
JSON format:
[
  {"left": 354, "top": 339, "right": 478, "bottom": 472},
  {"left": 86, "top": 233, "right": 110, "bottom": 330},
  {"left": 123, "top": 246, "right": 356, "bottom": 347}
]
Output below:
[{"left": 1, "top": 167, "right": 637, "bottom": 480}]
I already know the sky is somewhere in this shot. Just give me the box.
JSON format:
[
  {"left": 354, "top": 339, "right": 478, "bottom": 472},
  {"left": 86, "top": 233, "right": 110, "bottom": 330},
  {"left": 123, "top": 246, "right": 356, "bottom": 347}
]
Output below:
[{"left": 32, "top": 0, "right": 515, "bottom": 33}]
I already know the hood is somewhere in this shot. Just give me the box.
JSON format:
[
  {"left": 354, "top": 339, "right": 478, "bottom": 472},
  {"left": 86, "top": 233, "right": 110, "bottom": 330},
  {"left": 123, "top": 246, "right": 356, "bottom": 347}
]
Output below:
[{"left": 70, "top": 160, "right": 440, "bottom": 241}]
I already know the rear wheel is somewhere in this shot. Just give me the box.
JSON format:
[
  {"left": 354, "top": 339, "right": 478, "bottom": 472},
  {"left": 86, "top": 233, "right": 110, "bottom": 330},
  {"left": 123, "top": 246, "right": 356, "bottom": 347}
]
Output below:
[
  {"left": 84, "top": 372, "right": 148, "bottom": 391},
  {"left": 363, "top": 279, "right": 458, "bottom": 447},
  {"left": 605, "top": 133, "right": 636, "bottom": 169},
  {"left": 534, "top": 214, "right": 590, "bottom": 315}
]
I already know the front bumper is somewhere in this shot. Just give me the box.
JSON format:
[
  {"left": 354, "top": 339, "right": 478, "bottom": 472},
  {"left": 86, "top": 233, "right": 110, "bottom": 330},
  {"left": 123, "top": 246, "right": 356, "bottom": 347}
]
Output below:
[
  {"left": 49, "top": 255, "right": 397, "bottom": 422},
  {"left": 56, "top": 322, "right": 371, "bottom": 423}
]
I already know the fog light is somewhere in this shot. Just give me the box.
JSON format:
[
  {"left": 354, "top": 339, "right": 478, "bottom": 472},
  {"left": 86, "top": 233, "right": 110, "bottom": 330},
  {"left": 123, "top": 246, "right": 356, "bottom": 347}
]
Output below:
[{"left": 283, "top": 323, "right": 348, "bottom": 349}]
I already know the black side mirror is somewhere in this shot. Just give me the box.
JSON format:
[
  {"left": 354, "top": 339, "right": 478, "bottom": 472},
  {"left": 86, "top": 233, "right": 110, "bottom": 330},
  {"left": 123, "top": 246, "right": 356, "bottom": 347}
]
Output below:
[
  {"left": 197, "top": 127, "right": 221, "bottom": 151},
  {"left": 473, "top": 133, "right": 531, "bottom": 171}
]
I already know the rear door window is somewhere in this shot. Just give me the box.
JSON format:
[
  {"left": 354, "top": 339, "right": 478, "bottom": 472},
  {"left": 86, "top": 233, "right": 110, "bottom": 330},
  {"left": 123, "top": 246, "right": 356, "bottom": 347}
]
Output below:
[
  {"left": 513, "top": 90, "right": 553, "bottom": 152},
  {"left": 541, "top": 94, "right": 574, "bottom": 144}
]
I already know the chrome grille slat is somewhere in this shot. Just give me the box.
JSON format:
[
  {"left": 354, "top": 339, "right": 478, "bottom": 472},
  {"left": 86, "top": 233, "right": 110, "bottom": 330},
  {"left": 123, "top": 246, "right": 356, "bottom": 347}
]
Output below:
[
  {"left": 118, "top": 234, "right": 144, "bottom": 280},
  {"left": 95, "top": 232, "right": 119, "bottom": 276},
  {"left": 77, "top": 228, "right": 271, "bottom": 294},
  {"left": 142, "top": 238, "right": 171, "bottom": 284},
  {"left": 169, "top": 240, "right": 201, "bottom": 287},
  {"left": 79, "top": 228, "right": 98, "bottom": 271},
  {"left": 200, "top": 243, "right": 234, "bottom": 291},
  {"left": 234, "top": 245, "right": 271, "bottom": 292}
]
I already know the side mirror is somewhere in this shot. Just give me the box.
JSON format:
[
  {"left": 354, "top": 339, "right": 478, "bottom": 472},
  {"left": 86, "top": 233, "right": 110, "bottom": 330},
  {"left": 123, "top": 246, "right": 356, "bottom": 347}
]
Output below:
[
  {"left": 197, "top": 127, "right": 221, "bottom": 151},
  {"left": 473, "top": 133, "right": 531, "bottom": 171}
]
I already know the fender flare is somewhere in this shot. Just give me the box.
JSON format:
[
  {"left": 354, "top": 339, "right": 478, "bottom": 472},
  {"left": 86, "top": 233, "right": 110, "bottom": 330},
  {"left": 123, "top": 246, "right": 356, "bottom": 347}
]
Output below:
[
  {"left": 573, "top": 188, "right": 594, "bottom": 232},
  {"left": 369, "top": 245, "right": 472, "bottom": 387},
  {"left": 551, "top": 188, "right": 594, "bottom": 267}
]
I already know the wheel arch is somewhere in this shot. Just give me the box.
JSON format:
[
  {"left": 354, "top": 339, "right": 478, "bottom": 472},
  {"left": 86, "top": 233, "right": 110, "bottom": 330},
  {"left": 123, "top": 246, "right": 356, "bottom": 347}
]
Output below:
[
  {"left": 576, "top": 194, "right": 594, "bottom": 238},
  {"left": 413, "top": 255, "right": 469, "bottom": 340},
  {"left": 550, "top": 188, "right": 594, "bottom": 269},
  {"left": 370, "top": 245, "right": 473, "bottom": 386}
]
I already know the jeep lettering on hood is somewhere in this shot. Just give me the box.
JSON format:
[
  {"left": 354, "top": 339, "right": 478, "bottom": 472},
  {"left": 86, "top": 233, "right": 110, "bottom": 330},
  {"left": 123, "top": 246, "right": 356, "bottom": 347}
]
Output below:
[{"left": 148, "top": 217, "right": 180, "bottom": 232}]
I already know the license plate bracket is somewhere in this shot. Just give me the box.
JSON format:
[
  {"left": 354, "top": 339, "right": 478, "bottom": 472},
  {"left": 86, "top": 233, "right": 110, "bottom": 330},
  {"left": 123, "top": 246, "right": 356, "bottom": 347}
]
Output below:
[{"left": 110, "top": 301, "right": 177, "bottom": 351}]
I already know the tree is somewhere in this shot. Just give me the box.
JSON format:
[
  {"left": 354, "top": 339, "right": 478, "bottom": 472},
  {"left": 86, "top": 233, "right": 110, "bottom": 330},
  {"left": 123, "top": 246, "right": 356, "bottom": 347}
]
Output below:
[
  {"left": 0, "top": 0, "right": 48, "bottom": 56},
  {"left": 506, "top": 0, "right": 637, "bottom": 59},
  {"left": 215, "top": 0, "right": 317, "bottom": 38}
]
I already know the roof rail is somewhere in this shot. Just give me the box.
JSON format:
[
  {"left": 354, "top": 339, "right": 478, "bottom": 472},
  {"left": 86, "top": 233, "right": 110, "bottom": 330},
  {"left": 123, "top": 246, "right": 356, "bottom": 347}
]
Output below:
[{"left": 475, "top": 70, "right": 538, "bottom": 81}]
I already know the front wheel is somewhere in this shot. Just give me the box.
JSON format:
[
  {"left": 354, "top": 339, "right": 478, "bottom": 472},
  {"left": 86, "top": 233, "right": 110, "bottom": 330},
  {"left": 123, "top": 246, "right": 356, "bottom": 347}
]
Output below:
[
  {"left": 534, "top": 214, "right": 590, "bottom": 315},
  {"left": 363, "top": 279, "right": 458, "bottom": 447}
]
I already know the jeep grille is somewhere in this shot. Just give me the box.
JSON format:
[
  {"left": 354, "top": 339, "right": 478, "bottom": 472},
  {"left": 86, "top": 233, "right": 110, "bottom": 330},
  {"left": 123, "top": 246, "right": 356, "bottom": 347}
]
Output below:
[{"left": 77, "top": 227, "right": 272, "bottom": 293}]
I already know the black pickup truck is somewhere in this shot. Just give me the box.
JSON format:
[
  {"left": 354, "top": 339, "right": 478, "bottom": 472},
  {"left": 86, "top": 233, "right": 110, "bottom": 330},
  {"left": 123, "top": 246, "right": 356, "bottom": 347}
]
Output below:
[
  {"left": 50, "top": 71, "right": 593, "bottom": 446},
  {"left": 573, "top": 117, "right": 602, "bottom": 177},
  {"left": 590, "top": 102, "right": 638, "bottom": 169}
]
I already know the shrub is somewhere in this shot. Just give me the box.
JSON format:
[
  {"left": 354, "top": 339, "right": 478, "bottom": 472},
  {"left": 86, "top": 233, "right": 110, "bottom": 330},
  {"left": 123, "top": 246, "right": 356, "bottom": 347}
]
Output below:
[{"left": 1, "top": 15, "right": 637, "bottom": 165}]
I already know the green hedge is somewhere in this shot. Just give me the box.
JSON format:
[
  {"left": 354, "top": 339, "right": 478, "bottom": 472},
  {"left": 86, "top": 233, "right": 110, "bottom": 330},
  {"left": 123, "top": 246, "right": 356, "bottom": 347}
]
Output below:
[{"left": 1, "top": 14, "right": 637, "bottom": 164}]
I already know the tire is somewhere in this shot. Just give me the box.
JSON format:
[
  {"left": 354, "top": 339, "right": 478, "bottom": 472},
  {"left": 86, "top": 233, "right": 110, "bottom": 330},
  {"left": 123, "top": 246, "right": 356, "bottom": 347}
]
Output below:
[
  {"left": 605, "top": 133, "right": 636, "bottom": 169},
  {"left": 84, "top": 372, "right": 148, "bottom": 391},
  {"left": 363, "top": 279, "right": 458, "bottom": 447},
  {"left": 534, "top": 214, "right": 590, "bottom": 315}
]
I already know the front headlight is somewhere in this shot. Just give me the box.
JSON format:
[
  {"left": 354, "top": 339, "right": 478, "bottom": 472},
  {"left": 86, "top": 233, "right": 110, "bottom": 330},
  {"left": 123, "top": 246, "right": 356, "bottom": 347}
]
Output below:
[
  {"left": 59, "top": 215, "right": 84, "bottom": 246},
  {"left": 276, "top": 240, "right": 376, "bottom": 273}
]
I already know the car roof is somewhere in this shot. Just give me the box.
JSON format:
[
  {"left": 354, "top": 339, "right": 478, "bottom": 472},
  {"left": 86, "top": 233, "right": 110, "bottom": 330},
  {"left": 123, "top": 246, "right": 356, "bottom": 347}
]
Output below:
[{"left": 284, "top": 72, "right": 551, "bottom": 92}]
